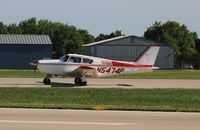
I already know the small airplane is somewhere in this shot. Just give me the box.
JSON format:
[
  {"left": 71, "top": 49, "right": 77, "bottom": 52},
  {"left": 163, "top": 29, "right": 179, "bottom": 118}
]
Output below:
[{"left": 36, "top": 45, "right": 160, "bottom": 86}]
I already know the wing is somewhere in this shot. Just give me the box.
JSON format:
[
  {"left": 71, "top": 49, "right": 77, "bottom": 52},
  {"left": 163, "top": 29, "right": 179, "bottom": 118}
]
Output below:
[{"left": 70, "top": 65, "right": 99, "bottom": 78}]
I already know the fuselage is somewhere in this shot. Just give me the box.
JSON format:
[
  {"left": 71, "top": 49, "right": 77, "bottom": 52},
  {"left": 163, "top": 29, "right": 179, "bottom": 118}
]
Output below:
[{"left": 37, "top": 54, "right": 153, "bottom": 78}]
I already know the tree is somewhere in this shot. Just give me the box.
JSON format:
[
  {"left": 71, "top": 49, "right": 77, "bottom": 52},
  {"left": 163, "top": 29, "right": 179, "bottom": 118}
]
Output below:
[
  {"left": 37, "top": 19, "right": 54, "bottom": 34},
  {"left": 16, "top": 18, "right": 88, "bottom": 56},
  {"left": 0, "top": 22, "right": 8, "bottom": 34},
  {"left": 19, "top": 17, "right": 38, "bottom": 34},
  {"left": 95, "top": 30, "right": 124, "bottom": 41},
  {"left": 78, "top": 29, "right": 95, "bottom": 44},
  {"left": 7, "top": 24, "right": 23, "bottom": 34},
  {"left": 144, "top": 21, "right": 197, "bottom": 60}
]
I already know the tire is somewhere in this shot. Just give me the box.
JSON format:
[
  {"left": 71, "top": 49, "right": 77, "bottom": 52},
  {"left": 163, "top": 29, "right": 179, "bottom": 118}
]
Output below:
[
  {"left": 74, "top": 77, "right": 81, "bottom": 85},
  {"left": 81, "top": 81, "right": 87, "bottom": 86},
  {"left": 74, "top": 77, "right": 87, "bottom": 86},
  {"left": 43, "top": 78, "right": 51, "bottom": 85}
]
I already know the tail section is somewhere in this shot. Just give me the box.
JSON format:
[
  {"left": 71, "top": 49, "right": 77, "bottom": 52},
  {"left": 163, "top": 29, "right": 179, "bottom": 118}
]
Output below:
[{"left": 134, "top": 45, "right": 160, "bottom": 65}]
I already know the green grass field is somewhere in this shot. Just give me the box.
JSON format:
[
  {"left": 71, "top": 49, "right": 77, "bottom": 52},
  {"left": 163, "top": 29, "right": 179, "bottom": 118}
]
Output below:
[
  {"left": 0, "top": 88, "right": 200, "bottom": 112},
  {"left": 0, "top": 70, "right": 45, "bottom": 78},
  {"left": 111, "top": 70, "right": 200, "bottom": 79},
  {"left": 0, "top": 69, "right": 200, "bottom": 79}
]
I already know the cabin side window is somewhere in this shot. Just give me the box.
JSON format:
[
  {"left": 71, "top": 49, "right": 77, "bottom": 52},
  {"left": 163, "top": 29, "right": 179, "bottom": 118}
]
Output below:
[
  {"left": 83, "top": 58, "right": 93, "bottom": 64},
  {"left": 68, "top": 56, "right": 81, "bottom": 63}
]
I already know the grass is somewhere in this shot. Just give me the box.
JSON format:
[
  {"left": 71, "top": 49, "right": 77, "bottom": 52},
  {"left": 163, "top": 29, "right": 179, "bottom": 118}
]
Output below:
[
  {"left": 0, "top": 70, "right": 45, "bottom": 78},
  {"left": 0, "top": 88, "right": 200, "bottom": 112},
  {"left": 0, "top": 69, "right": 200, "bottom": 79},
  {"left": 111, "top": 70, "right": 200, "bottom": 79}
]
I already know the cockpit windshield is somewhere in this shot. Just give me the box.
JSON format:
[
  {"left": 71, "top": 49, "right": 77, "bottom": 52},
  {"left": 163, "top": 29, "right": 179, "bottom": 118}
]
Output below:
[{"left": 59, "top": 55, "right": 69, "bottom": 62}]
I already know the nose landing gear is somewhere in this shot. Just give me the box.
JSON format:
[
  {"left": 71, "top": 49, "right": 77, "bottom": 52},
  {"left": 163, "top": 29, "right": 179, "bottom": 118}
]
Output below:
[{"left": 43, "top": 74, "right": 52, "bottom": 85}]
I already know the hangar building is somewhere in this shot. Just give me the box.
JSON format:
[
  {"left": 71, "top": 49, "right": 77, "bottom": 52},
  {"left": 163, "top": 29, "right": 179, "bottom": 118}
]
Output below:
[
  {"left": 83, "top": 35, "right": 174, "bottom": 69},
  {"left": 0, "top": 34, "right": 52, "bottom": 69}
]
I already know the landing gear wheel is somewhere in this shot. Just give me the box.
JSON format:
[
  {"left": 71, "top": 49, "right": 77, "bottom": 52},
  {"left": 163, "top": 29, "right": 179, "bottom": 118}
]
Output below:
[
  {"left": 81, "top": 81, "right": 87, "bottom": 86},
  {"left": 74, "top": 77, "right": 81, "bottom": 85},
  {"left": 43, "top": 78, "right": 51, "bottom": 85},
  {"left": 74, "top": 77, "right": 87, "bottom": 86}
]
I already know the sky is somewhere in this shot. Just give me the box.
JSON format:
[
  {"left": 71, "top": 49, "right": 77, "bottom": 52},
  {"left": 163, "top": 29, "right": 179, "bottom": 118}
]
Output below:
[{"left": 0, "top": 0, "right": 200, "bottom": 37}]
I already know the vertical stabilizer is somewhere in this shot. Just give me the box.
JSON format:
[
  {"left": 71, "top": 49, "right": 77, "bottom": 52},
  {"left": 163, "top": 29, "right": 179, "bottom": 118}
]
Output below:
[{"left": 135, "top": 45, "right": 160, "bottom": 65}]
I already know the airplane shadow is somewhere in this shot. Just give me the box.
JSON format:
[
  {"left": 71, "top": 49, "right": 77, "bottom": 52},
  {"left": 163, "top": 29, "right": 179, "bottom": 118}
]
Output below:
[
  {"left": 50, "top": 82, "right": 77, "bottom": 88},
  {"left": 37, "top": 82, "right": 133, "bottom": 88},
  {"left": 117, "top": 84, "right": 133, "bottom": 87},
  {"left": 37, "top": 82, "right": 78, "bottom": 88},
  {"left": 50, "top": 83, "right": 134, "bottom": 88}
]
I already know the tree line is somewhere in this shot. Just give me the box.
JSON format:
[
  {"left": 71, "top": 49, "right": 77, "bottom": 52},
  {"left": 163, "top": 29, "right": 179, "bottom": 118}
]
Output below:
[
  {"left": 0, "top": 17, "right": 123, "bottom": 57},
  {"left": 144, "top": 21, "right": 198, "bottom": 61},
  {"left": 0, "top": 18, "right": 199, "bottom": 62}
]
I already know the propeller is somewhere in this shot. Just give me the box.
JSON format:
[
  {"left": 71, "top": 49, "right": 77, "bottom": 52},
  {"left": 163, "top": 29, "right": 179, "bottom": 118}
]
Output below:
[{"left": 29, "top": 59, "right": 38, "bottom": 78}]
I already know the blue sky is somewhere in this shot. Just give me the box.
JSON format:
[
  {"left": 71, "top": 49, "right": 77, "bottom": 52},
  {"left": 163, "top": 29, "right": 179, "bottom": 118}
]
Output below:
[{"left": 0, "top": 0, "right": 199, "bottom": 37}]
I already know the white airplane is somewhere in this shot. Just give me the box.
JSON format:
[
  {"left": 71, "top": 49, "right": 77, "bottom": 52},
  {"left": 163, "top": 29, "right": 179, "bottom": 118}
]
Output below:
[{"left": 37, "top": 45, "right": 160, "bottom": 86}]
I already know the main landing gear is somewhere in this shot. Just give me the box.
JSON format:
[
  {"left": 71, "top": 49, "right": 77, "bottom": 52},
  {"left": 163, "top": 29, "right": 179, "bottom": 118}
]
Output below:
[
  {"left": 74, "top": 77, "right": 87, "bottom": 86},
  {"left": 43, "top": 78, "right": 51, "bottom": 85},
  {"left": 43, "top": 74, "right": 51, "bottom": 85}
]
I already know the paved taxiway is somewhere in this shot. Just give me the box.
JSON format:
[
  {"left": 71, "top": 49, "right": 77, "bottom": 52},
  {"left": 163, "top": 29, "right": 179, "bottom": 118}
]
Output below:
[
  {"left": 0, "top": 108, "right": 200, "bottom": 130},
  {"left": 0, "top": 78, "right": 200, "bottom": 88}
]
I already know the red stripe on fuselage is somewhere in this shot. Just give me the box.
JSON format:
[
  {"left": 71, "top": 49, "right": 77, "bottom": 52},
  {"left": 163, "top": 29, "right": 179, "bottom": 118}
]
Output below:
[
  {"left": 79, "top": 66, "right": 94, "bottom": 69},
  {"left": 112, "top": 61, "right": 152, "bottom": 68}
]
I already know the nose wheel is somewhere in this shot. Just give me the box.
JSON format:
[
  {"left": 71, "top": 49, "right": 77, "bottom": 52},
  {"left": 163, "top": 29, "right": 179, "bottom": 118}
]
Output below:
[
  {"left": 74, "top": 77, "right": 87, "bottom": 86},
  {"left": 43, "top": 77, "right": 51, "bottom": 85}
]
